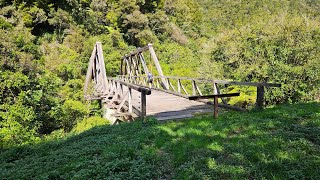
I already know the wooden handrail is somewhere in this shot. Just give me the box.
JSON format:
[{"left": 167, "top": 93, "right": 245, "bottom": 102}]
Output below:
[
  {"left": 117, "top": 75, "right": 281, "bottom": 109},
  {"left": 109, "top": 78, "right": 151, "bottom": 95},
  {"left": 117, "top": 75, "right": 281, "bottom": 87},
  {"left": 188, "top": 93, "right": 240, "bottom": 100}
]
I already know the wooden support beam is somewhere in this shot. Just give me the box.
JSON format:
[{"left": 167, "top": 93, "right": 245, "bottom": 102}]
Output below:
[
  {"left": 135, "top": 75, "right": 281, "bottom": 88},
  {"left": 192, "top": 80, "right": 196, "bottom": 96},
  {"left": 120, "top": 58, "right": 123, "bottom": 75},
  {"left": 148, "top": 44, "right": 168, "bottom": 90},
  {"left": 117, "top": 91, "right": 129, "bottom": 113},
  {"left": 181, "top": 83, "right": 189, "bottom": 96},
  {"left": 141, "top": 90, "right": 147, "bottom": 122},
  {"left": 112, "top": 79, "right": 151, "bottom": 95},
  {"left": 213, "top": 82, "right": 218, "bottom": 94},
  {"left": 138, "top": 52, "right": 149, "bottom": 74},
  {"left": 256, "top": 86, "right": 265, "bottom": 109},
  {"left": 215, "top": 83, "right": 227, "bottom": 104},
  {"left": 124, "top": 57, "right": 131, "bottom": 75},
  {"left": 214, "top": 96, "right": 218, "bottom": 119},
  {"left": 128, "top": 88, "right": 132, "bottom": 113},
  {"left": 131, "top": 55, "right": 139, "bottom": 76},
  {"left": 168, "top": 79, "right": 176, "bottom": 92},
  {"left": 188, "top": 93, "right": 240, "bottom": 100},
  {"left": 195, "top": 82, "right": 203, "bottom": 96},
  {"left": 111, "top": 113, "right": 133, "bottom": 117},
  {"left": 96, "top": 42, "right": 108, "bottom": 95},
  {"left": 84, "top": 45, "right": 97, "bottom": 95},
  {"left": 135, "top": 54, "right": 143, "bottom": 75}
]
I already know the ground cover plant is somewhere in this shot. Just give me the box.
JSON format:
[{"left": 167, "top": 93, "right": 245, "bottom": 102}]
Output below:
[
  {"left": 1, "top": 102, "right": 319, "bottom": 179},
  {"left": 1, "top": 0, "right": 319, "bottom": 148}
]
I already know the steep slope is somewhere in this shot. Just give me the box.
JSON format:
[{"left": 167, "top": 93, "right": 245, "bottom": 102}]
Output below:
[
  {"left": 1, "top": 0, "right": 319, "bottom": 148},
  {"left": 1, "top": 103, "right": 319, "bottom": 179}
]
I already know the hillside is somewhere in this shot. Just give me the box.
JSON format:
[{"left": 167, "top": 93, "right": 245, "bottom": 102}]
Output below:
[
  {"left": 1, "top": 103, "right": 319, "bottom": 179},
  {"left": 1, "top": 0, "right": 319, "bottom": 148}
]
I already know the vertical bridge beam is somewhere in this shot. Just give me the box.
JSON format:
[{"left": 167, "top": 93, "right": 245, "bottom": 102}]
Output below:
[
  {"left": 141, "top": 90, "right": 147, "bottom": 122},
  {"left": 256, "top": 86, "right": 265, "bottom": 109}
]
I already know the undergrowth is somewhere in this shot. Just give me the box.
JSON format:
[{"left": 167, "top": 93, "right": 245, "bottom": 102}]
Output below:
[{"left": 1, "top": 102, "right": 319, "bottom": 179}]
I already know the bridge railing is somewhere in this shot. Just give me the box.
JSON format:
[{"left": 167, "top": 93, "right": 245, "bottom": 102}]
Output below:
[
  {"left": 104, "top": 78, "right": 151, "bottom": 122},
  {"left": 117, "top": 75, "right": 281, "bottom": 110}
]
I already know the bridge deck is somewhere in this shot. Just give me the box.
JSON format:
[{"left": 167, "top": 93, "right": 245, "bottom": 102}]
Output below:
[{"left": 131, "top": 89, "right": 213, "bottom": 121}]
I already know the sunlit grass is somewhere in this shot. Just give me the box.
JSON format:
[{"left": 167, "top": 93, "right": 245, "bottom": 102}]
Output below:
[{"left": 1, "top": 102, "right": 319, "bottom": 179}]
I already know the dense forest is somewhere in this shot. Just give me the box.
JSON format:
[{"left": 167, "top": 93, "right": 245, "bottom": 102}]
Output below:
[{"left": 0, "top": 0, "right": 319, "bottom": 148}]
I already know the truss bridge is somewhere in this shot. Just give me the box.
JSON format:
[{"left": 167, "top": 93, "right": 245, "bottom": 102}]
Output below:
[{"left": 84, "top": 42, "right": 281, "bottom": 124}]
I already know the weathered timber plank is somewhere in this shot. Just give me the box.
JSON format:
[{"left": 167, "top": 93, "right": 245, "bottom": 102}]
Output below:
[
  {"left": 215, "top": 83, "right": 227, "bottom": 104},
  {"left": 214, "top": 96, "right": 218, "bottom": 118},
  {"left": 256, "top": 86, "right": 265, "bottom": 109},
  {"left": 119, "top": 75, "right": 281, "bottom": 87},
  {"left": 188, "top": 93, "right": 240, "bottom": 100},
  {"left": 138, "top": 52, "right": 149, "bottom": 74},
  {"left": 84, "top": 45, "right": 97, "bottom": 95},
  {"left": 141, "top": 91, "right": 147, "bottom": 121},
  {"left": 148, "top": 44, "right": 168, "bottom": 89},
  {"left": 96, "top": 42, "right": 108, "bottom": 95}
]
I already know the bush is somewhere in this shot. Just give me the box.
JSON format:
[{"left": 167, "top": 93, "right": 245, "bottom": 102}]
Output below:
[
  {"left": 58, "top": 100, "right": 89, "bottom": 132},
  {"left": 72, "top": 116, "right": 109, "bottom": 133}
]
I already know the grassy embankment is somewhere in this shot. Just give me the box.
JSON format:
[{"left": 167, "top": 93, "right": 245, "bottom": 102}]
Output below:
[{"left": 1, "top": 102, "right": 319, "bottom": 179}]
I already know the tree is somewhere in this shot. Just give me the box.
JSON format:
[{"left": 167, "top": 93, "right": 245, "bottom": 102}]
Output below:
[{"left": 48, "top": 8, "right": 73, "bottom": 43}]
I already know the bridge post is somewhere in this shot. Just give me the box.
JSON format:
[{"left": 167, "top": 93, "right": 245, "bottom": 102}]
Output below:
[
  {"left": 141, "top": 90, "right": 147, "bottom": 122},
  {"left": 256, "top": 86, "right": 265, "bottom": 109},
  {"left": 214, "top": 96, "right": 219, "bottom": 119}
]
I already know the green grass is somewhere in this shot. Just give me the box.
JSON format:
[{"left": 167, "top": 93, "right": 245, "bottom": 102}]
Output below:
[{"left": 1, "top": 102, "right": 319, "bottom": 179}]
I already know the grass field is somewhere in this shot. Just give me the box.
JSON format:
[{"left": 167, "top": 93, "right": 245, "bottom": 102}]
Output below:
[{"left": 1, "top": 102, "right": 319, "bottom": 179}]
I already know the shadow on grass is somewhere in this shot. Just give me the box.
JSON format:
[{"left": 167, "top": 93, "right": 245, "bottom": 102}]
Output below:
[{"left": 1, "top": 102, "right": 319, "bottom": 179}]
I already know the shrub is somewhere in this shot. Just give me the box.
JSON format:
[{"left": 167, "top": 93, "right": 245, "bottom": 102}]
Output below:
[{"left": 72, "top": 116, "right": 110, "bottom": 133}]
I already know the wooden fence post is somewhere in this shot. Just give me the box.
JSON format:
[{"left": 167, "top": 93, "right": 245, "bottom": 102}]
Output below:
[
  {"left": 141, "top": 90, "right": 147, "bottom": 122},
  {"left": 214, "top": 96, "right": 218, "bottom": 119},
  {"left": 256, "top": 86, "right": 265, "bottom": 109}
]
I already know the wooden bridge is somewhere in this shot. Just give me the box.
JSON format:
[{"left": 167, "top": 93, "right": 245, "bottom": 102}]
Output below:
[{"left": 84, "top": 42, "right": 281, "bottom": 124}]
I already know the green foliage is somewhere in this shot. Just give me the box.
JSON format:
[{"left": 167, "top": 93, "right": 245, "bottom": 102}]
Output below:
[
  {"left": 57, "top": 100, "right": 89, "bottom": 133},
  {"left": 72, "top": 116, "right": 109, "bottom": 134},
  {"left": 0, "top": 17, "right": 12, "bottom": 29},
  {"left": 48, "top": 8, "right": 73, "bottom": 42},
  {"left": 227, "top": 86, "right": 257, "bottom": 108},
  {"left": 1, "top": 103, "right": 319, "bottom": 178},
  {"left": 1, "top": 0, "right": 319, "bottom": 148},
  {"left": 0, "top": 101, "right": 39, "bottom": 149}
]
